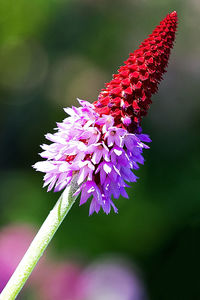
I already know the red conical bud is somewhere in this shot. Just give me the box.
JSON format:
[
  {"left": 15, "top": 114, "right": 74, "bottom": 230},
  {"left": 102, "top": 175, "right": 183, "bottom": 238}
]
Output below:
[{"left": 93, "top": 11, "right": 178, "bottom": 132}]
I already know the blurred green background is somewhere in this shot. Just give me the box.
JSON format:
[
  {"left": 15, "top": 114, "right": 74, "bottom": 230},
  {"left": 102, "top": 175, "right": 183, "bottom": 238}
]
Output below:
[{"left": 0, "top": 0, "right": 200, "bottom": 299}]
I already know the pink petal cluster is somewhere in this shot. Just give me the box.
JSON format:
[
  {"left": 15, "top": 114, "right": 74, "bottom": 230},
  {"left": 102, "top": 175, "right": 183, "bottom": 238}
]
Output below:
[{"left": 33, "top": 99, "right": 150, "bottom": 214}]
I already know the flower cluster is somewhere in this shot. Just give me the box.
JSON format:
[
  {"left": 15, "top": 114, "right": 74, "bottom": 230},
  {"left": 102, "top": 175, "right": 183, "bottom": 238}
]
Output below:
[
  {"left": 34, "top": 99, "right": 151, "bottom": 214},
  {"left": 33, "top": 12, "right": 177, "bottom": 214}
]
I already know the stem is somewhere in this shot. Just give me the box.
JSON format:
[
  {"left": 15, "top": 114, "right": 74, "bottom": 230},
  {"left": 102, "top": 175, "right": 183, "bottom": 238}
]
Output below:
[{"left": 0, "top": 176, "right": 79, "bottom": 300}]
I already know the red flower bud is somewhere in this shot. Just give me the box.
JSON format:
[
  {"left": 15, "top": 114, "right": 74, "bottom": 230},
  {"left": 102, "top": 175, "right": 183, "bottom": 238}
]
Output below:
[{"left": 93, "top": 11, "right": 178, "bottom": 132}]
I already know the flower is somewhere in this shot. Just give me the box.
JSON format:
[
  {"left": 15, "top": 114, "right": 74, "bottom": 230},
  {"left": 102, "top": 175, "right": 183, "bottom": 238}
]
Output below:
[
  {"left": 33, "top": 12, "right": 177, "bottom": 214},
  {"left": 79, "top": 258, "right": 148, "bottom": 300}
]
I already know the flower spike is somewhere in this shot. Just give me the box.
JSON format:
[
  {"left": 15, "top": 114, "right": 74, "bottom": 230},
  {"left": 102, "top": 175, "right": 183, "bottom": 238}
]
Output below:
[
  {"left": 33, "top": 12, "right": 177, "bottom": 214},
  {"left": 94, "top": 11, "right": 177, "bottom": 132}
]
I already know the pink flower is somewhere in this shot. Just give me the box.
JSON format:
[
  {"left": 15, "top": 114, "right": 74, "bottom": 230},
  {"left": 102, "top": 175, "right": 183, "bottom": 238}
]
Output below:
[
  {"left": 87, "top": 142, "right": 110, "bottom": 164},
  {"left": 79, "top": 258, "right": 149, "bottom": 300}
]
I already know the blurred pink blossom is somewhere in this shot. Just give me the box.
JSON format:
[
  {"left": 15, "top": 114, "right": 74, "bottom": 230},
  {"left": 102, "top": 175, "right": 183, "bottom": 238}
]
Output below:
[
  {"left": 79, "top": 258, "right": 148, "bottom": 300},
  {"left": 38, "top": 262, "right": 83, "bottom": 300},
  {"left": 0, "top": 224, "right": 46, "bottom": 293}
]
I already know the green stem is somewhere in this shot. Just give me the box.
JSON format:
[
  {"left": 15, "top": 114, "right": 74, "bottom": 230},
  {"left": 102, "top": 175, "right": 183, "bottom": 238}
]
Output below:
[{"left": 0, "top": 176, "right": 79, "bottom": 300}]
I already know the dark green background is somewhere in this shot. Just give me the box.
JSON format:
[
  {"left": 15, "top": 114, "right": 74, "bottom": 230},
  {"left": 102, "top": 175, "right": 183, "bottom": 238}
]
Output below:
[{"left": 0, "top": 0, "right": 200, "bottom": 299}]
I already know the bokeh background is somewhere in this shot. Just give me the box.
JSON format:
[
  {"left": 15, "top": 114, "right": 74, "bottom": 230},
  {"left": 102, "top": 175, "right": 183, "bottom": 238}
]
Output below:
[{"left": 0, "top": 0, "right": 200, "bottom": 299}]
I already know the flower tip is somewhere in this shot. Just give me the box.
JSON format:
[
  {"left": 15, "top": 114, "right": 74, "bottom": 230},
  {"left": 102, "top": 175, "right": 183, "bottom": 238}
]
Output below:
[
  {"left": 169, "top": 11, "right": 178, "bottom": 23},
  {"left": 170, "top": 11, "right": 177, "bottom": 17},
  {"left": 32, "top": 163, "right": 39, "bottom": 170},
  {"left": 94, "top": 12, "right": 178, "bottom": 131}
]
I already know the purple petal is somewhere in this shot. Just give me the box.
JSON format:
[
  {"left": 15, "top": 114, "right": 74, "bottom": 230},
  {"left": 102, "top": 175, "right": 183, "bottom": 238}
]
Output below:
[
  {"left": 91, "top": 150, "right": 102, "bottom": 165},
  {"left": 137, "top": 133, "right": 152, "bottom": 142},
  {"left": 102, "top": 199, "right": 111, "bottom": 214},
  {"left": 103, "top": 163, "right": 112, "bottom": 174},
  {"left": 33, "top": 161, "right": 57, "bottom": 173},
  {"left": 110, "top": 200, "right": 118, "bottom": 213},
  {"left": 89, "top": 198, "right": 101, "bottom": 215},
  {"left": 120, "top": 187, "right": 129, "bottom": 199}
]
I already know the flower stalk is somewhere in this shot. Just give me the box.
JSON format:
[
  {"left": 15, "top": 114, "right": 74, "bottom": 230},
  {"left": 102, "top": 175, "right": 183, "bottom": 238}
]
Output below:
[{"left": 0, "top": 176, "right": 78, "bottom": 300}]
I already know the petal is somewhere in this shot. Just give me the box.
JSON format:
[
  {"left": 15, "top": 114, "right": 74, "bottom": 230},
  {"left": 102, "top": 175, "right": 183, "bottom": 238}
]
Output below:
[
  {"left": 110, "top": 200, "right": 118, "bottom": 213},
  {"left": 80, "top": 187, "right": 90, "bottom": 205},
  {"left": 120, "top": 187, "right": 129, "bottom": 198},
  {"left": 114, "top": 148, "right": 123, "bottom": 156},
  {"left": 77, "top": 167, "right": 89, "bottom": 185},
  {"left": 121, "top": 167, "right": 138, "bottom": 182},
  {"left": 107, "top": 135, "right": 114, "bottom": 147},
  {"left": 100, "top": 169, "right": 106, "bottom": 185},
  {"left": 64, "top": 107, "right": 76, "bottom": 116},
  {"left": 103, "top": 150, "right": 110, "bottom": 162},
  {"left": 33, "top": 161, "right": 57, "bottom": 173},
  {"left": 137, "top": 134, "right": 152, "bottom": 142},
  {"left": 89, "top": 198, "right": 100, "bottom": 215},
  {"left": 47, "top": 175, "right": 58, "bottom": 192},
  {"left": 102, "top": 199, "right": 111, "bottom": 214},
  {"left": 59, "top": 162, "right": 70, "bottom": 172},
  {"left": 43, "top": 173, "right": 55, "bottom": 187},
  {"left": 91, "top": 150, "right": 102, "bottom": 165},
  {"left": 78, "top": 98, "right": 94, "bottom": 108},
  {"left": 103, "top": 163, "right": 112, "bottom": 174},
  {"left": 114, "top": 135, "right": 121, "bottom": 147},
  {"left": 111, "top": 183, "right": 120, "bottom": 199}
]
